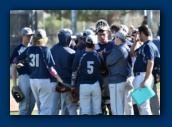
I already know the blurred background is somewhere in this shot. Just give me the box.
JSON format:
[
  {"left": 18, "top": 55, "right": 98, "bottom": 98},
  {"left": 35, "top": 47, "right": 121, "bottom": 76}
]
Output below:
[{"left": 10, "top": 10, "right": 160, "bottom": 55}]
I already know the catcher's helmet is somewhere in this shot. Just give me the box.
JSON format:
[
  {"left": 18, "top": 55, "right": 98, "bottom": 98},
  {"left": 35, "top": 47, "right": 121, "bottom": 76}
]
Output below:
[{"left": 95, "top": 19, "right": 110, "bottom": 33}]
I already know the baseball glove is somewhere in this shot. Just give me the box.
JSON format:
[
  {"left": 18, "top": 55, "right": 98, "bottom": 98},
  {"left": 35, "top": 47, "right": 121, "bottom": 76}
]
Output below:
[
  {"left": 11, "top": 85, "right": 24, "bottom": 103},
  {"left": 69, "top": 88, "right": 79, "bottom": 103},
  {"left": 55, "top": 82, "right": 71, "bottom": 93}
]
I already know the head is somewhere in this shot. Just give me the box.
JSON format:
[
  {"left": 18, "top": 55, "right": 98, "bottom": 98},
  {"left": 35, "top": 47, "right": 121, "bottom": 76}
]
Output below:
[
  {"left": 110, "top": 23, "right": 121, "bottom": 34},
  {"left": 138, "top": 25, "right": 152, "bottom": 42},
  {"left": 58, "top": 29, "right": 74, "bottom": 46},
  {"left": 82, "top": 29, "right": 94, "bottom": 42},
  {"left": 21, "top": 27, "right": 33, "bottom": 46},
  {"left": 75, "top": 32, "right": 83, "bottom": 45},
  {"left": 85, "top": 35, "right": 98, "bottom": 49},
  {"left": 95, "top": 19, "right": 110, "bottom": 44},
  {"left": 121, "top": 25, "right": 129, "bottom": 34},
  {"left": 114, "top": 30, "right": 127, "bottom": 45},
  {"left": 110, "top": 23, "right": 121, "bottom": 39},
  {"left": 32, "top": 29, "right": 48, "bottom": 46}
]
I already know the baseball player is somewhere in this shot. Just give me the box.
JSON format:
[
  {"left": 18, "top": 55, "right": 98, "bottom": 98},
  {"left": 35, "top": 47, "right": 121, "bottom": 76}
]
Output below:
[
  {"left": 50, "top": 28, "right": 77, "bottom": 115},
  {"left": 13, "top": 29, "right": 63, "bottom": 115},
  {"left": 111, "top": 24, "right": 135, "bottom": 115},
  {"left": 130, "top": 25, "right": 159, "bottom": 115},
  {"left": 95, "top": 19, "right": 114, "bottom": 115},
  {"left": 75, "top": 29, "right": 94, "bottom": 57},
  {"left": 71, "top": 35, "right": 106, "bottom": 115},
  {"left": 106, "top": 30, "right": 129, "bottom": 115},
  {"left": 10, "top": 27, "right": 35, "bottom": 115}
]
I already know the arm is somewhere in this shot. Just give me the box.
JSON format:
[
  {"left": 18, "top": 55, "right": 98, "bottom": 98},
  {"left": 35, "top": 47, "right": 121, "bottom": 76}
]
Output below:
[
  {"left": 140, "top": 60, "right": 154, "bottom": 88},
  {"left": 11, "top": 64, "right": 17, "bottom": 86},
  {"left": 13, "top": 49, "right": 28, "bottom": 66},
  {"left": 48, "top": 67, "right": 63, "bottom": 83},
  {"left": 106, "top": 48, "right": 122, "bottom": 66},
  {"left": 71, "top": 55, "right": 80, "bottom": 87},
  {"left": 130, "top": 32, "right": 141, "bottom": 57}
]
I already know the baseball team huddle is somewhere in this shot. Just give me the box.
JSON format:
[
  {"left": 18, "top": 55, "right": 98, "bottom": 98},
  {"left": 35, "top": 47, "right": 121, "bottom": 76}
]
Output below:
[{"left": 10, "top": 19, "right": 160, "bottom": 115}]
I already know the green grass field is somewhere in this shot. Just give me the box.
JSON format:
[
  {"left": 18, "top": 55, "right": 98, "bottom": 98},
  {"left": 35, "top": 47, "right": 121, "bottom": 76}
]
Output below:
[{"left": 10, "top": 79, "right": 160, "bottom": 115}]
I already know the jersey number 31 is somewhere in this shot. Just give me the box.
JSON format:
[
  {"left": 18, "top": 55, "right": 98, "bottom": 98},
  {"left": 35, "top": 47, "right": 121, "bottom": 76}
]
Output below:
[{"left": 29, "top": 54, "right": 39, "bottom": 67}]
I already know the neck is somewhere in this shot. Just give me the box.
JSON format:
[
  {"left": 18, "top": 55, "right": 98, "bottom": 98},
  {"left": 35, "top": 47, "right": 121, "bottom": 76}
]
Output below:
[
  {"left": 22, "top": 41, "right": 29, "bottom": 47},
  {"left": 100, "top": 40, "right": 108, "bottom": 44},
  {"left": 86, "top": 47, "right": 94, "bottom": 52},
  {"left": 143, "top": 36, "right": 151, "bottom": 43},
  {"left": 116, "top": 41, "right": 123, "bottom": 46}
]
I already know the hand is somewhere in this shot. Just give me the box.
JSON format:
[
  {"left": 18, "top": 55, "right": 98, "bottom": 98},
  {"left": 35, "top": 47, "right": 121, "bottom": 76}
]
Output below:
[
  {"left": 140, "top": 80, "right": 146, "bottom": 88},
  {"left": 134, "top": 32, "right": 140, "bottom": 42},
  {"left": 70, "top": 86, "right": 75, "bottom": 92},
  {"left": 97, "top": 51, "right": 103, "bottom": 59},
  {"left": 57, "top": 77, "right": 63, "bottom": 83},
  {"left": 101, "top": 89, "right": 105, "bottom": 95},
  {"left": 156, "top": 74, "right": 160, "bottom": 83},
  {"left": 16, "top": 63, "right": 24, "bottom": 68}
]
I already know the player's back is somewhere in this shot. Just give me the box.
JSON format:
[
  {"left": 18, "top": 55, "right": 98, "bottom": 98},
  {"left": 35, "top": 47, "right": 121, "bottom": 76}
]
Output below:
[
  {"left": 27, "top": 46, "right": 54, "bottom": 79},
  {"left": 78, "top": 52, "right": 102, "bottom": 84}
]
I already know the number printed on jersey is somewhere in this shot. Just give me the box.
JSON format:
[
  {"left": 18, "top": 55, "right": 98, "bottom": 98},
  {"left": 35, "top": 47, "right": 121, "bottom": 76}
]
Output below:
[
  {"left": 29, "top": 54, "right": 39, "bottom": 67},
  {"left": 87, "top": 61, "right": 94, "bottom": 74}
]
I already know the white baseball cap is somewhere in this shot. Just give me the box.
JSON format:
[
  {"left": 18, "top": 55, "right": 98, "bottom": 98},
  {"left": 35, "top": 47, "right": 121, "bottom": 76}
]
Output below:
[
  {"left": 85, "top": 35, "right": 98, "bottom": 44},
  {"left": 21, "top": 27, "right": 33, "bottom": 35},
  {"left": 114, "top": 30, "right": 127, "bottom": 40}
]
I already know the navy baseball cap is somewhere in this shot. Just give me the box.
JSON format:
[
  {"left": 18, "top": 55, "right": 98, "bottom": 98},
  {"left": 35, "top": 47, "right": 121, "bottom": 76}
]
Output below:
[
  {"left": 60, "top": 28, "right": 76, "bottom": 39},
  {"left": 76, "top": 32, "right": 83, "bottom": 39},
  {"left": 82, "top": 29, "right": 94, "bottom": 38},
  {"left": 21, "top": 27, "right": 33, "bottom": 35},
  {"left": 85, "top": 35, "right": 98, "bottom": 44},
  {"left": 34, "top": 29, "right": 47, "bottom": 39}
]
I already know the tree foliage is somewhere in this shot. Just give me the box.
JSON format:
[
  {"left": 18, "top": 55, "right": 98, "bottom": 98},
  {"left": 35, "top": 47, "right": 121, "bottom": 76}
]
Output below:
[{"left": 44, "top": 10, "right": 136, "bottom": 25}]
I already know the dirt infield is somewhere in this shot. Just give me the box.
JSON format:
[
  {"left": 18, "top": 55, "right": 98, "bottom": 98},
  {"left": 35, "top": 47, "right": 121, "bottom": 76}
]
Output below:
[{"left": 10, "top": 90, "right": 160, "bottom": 112}]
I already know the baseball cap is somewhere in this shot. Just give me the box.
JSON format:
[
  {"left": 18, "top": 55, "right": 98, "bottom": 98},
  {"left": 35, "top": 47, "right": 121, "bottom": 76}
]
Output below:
[
  {"left": 21, "top": 27, "right": 33, "bottom": 35},
  {"left": 114, "top": 30, "right": 127, "bottom": 40},
  {"left": 121, "top": 25, "right": 129, "bottom": 34},
  {"left": 95, "top": 19, "right": 110, "bottom": 33},
  {"left": 82, "top": 29, "right": 94, "bottom": 38},
  {"left": 34, "top": 29, "right": 47, "bottom": 39},
  {"left": 85, "top": 35, "right": 98, "bottom": 45},
  {"left": 60, "top": 28, "right": 76, "bottom": 39},
  {"left": 131, "top": 29, "right": 138, "bottom": 36},
  {"left": 76, "top": 32, "right": 83, "bottom": 39}
]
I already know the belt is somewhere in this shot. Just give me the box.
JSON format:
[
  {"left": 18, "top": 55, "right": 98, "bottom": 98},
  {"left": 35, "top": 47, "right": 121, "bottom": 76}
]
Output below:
[
  {"left": 134, "top": 72, "right": 146, "bottom": 76},
  {"left": 19, "top": 74, "right": 29, "bottom": 76}
]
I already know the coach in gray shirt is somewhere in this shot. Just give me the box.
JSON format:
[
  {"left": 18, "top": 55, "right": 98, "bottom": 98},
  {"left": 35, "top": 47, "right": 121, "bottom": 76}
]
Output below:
[{"left": 106, "top": 30, "right": 129, "bottom": 115}]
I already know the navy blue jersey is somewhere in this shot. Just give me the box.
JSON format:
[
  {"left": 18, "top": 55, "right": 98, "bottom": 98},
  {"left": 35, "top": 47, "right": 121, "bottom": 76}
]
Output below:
[
  {"left": 10, "top": 44, "right": 30, "bottom": 75},
  {"left": 134, "top": 40, "right": 160, "bottom": 73},
  {"left": 15, "top": 46, "right": 55, "bottom": 79},
  {"left": 96, "top": 41, "right": 114, "bottom": 56},
  {"left": 75, "top": 42, "right": 86, "bottom": 57},
  {"left": 95, "top": 40, "right": 114, "bottom": 76},
  {"left": 72, "top": 51, "right": 105, "bottom": 85},
  {"left": 50, "top": 44, "right": 75, "bottom": 83}
]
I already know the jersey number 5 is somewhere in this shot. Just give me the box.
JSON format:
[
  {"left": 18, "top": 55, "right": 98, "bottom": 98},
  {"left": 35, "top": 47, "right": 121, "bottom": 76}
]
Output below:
[
  {"left": 87, "top": 61, "right": 94, "bottom": 74},
  {"left": 29, "top": 54, "right": 39, "bottom": 67}
]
